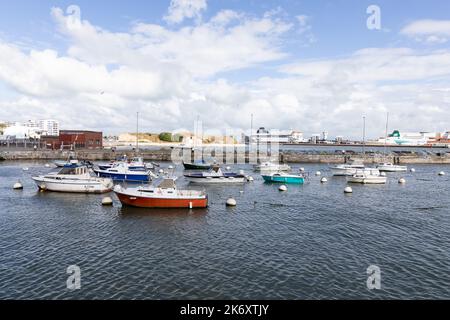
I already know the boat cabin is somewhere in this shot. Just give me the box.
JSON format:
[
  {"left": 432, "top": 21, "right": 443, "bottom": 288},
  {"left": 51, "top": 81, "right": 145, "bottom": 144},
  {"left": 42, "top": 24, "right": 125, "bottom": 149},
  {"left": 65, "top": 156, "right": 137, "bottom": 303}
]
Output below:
[{"left": 57, "top": 165, "right": 89, "bottom": 176}]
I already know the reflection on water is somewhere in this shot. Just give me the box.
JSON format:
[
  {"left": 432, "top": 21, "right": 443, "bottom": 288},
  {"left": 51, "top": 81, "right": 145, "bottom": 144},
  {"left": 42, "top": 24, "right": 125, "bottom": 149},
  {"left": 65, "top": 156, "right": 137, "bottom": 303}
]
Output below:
[{"left": 1, "top": 160, "right": 450, "bottom": 299}]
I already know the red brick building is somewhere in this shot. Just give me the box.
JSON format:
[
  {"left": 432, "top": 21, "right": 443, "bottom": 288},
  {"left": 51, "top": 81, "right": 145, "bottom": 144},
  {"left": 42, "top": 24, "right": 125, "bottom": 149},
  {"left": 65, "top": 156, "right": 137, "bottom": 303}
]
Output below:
[{"left": 42, "top": 130, "right": 103, "bottom": 150}]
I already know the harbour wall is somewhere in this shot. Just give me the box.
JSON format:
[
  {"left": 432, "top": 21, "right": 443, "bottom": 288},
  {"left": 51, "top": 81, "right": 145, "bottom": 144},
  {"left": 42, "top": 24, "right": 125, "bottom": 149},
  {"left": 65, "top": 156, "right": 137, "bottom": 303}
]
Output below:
[{"left": 2, "top": 148, "right": 450, "bottom": 164}]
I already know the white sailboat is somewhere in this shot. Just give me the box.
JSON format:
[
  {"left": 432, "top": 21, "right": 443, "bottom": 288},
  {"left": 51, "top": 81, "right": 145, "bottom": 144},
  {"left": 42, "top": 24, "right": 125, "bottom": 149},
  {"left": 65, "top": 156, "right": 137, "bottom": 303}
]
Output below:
[{"left": 377, "top": 113, "right": 408, "bottom": 172}]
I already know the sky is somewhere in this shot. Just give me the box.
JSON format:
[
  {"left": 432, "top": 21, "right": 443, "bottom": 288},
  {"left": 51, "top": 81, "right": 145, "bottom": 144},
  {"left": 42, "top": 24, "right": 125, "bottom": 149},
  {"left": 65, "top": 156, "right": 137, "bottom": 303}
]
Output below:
[{"left": 0, "top": 0, "right": 449, "bottom": 139}]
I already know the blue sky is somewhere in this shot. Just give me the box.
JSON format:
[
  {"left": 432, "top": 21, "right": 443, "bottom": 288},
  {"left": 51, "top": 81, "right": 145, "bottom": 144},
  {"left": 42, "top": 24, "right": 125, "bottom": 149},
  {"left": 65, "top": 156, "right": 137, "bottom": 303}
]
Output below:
[
  {"left": 1, "top": 0, "right": 449, "bottom": 56},
  {"left": 0, "top": 0, "right": 449, "bottom": 137}
]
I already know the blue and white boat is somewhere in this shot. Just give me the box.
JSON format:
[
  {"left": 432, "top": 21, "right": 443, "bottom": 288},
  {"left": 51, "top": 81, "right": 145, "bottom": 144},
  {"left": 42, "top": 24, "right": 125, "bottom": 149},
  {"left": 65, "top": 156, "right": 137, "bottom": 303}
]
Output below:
[
  {"left": 93, "top": 162, "right": 156, "bottom": 183},
  {"left": 97, "top": 156, "right": 151, "bottom": 171},
  {"left": 262, "top": 172, "right": 305, "bottom": 184}
]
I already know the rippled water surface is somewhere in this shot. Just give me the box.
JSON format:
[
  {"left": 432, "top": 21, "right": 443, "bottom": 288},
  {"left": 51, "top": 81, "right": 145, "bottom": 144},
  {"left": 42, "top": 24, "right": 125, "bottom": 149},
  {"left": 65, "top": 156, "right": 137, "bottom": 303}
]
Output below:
[{"left": 1, "top": 161, "right": 450, "bottom": 299}]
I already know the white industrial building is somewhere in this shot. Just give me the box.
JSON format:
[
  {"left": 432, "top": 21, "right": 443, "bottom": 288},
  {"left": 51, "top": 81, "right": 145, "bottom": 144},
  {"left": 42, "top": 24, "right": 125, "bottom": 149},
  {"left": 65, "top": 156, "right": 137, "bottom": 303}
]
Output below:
[{"left": 0, "top": 119, "right": 60, "bottom": 139}]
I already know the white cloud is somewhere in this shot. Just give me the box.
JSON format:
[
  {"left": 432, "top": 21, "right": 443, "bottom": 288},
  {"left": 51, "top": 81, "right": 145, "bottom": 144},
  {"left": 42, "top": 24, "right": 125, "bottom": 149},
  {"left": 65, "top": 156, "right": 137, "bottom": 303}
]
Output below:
[
  {"left": 164, "top": 0, "right": 207, "bottom": 25},
  {"left": 401, "top": 19, "right": 450, "bottom": 43},
  {"left": 0, "top": 5, "right": 449, "bottom": 138}
]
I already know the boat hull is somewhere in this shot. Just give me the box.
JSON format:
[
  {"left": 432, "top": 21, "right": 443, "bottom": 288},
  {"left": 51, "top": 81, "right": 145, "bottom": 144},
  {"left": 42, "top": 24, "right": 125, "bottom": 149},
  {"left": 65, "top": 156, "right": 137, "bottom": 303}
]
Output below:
[
  {"left": 183, "top": 163, "right": 212, "bottom": 170},
  {"left": 331, "top": 167, "right": 359, "bottom": 176},
  {"left": 347, "top": 177, "right": 387, "bottom": 184},
  {"left": 115, "top": 192, "right": 208, "bottom": 208},
  {"left": 32, "top": 177, "right": 113, "bottom": 193},
  {"left": 262, "top": 175, "right": 305, "bottom": 184},
  {"left": 377, "top": 166, "right": 408, "bottom": 172},
  {"left": 185, "top": 176, "right": 246, "bottom": 184},
  {"left": 94, "top": 170, "right": 150, "bottom": 182}
]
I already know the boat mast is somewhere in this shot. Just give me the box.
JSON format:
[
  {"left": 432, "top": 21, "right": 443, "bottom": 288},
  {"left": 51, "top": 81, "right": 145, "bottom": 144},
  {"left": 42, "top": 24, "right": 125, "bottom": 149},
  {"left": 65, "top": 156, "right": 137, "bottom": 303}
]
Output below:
[
  {"left": 383, "top": 112, "right": 389, "bottom": 159},
  {"left": 250, "top": 113, "right": 253, "bottom": 151},
  {"left": 362, "top": 116, "right": 366, "bottom": 157},
  {"left": 136, "top": 112, "right": 139, "bottom": 152}
]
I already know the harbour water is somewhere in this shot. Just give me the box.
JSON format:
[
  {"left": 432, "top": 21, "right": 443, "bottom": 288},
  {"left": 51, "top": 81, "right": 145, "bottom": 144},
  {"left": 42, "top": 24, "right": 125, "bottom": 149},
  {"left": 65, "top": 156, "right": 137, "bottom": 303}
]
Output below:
[{"left": 1, "top": 161, "right": 450, "bottom": 299}]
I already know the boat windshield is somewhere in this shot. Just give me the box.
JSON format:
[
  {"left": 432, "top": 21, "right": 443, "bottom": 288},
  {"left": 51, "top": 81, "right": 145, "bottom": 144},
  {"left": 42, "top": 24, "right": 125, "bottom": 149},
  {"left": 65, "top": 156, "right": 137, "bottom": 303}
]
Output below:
[{"left": 57, "top": 166, "right": 88, "bottom": 175}]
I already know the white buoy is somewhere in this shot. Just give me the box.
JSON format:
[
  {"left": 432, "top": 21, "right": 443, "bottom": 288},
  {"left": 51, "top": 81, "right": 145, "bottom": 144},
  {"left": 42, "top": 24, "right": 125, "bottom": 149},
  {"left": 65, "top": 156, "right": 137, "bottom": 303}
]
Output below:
[
  {"left": 315, "top": 171, "right": 321, "bottom": 176},
  {"left": 380, "top": 172, "right": 386, "bottom": 177},
  {"left": 226, "top": 166, "right": 231, "bottom": 170},
  {"left": 398, "top": 178, "right": 406, "bottom": 184},
  {"left": 159, "top": 169, "right": 164, "bottom": 174},
  {"left": 102, "top": 197, "right": 113, "bottom": 206},
  {"left": 239, "top": 190, "right": 244, "bottom": 194},
  {"left": 13, "top": 182, "right": 23, "bottom": 190},
  {"left": 279, "top": 185, "right": 287, "bottom": 192},
  {"left": 45, "top": 164, "right": 50, "bottom": 168},
  {"left": 410, "top": 168, "right": 416, "bottom": 173},
  {"left": 22, "top": 167, "right": 29, "bottom": 171},
  {"left": 226, "top": 197, "right": 237, "bottom": 207},
  {"left": 299, "top": 167, "right": 305, "bottom": 172},
  {"left": 439, "top": 171, "right": 445, "bottom": 176},
  {"left": 247, "top": 176, "right": 254, "bottom": 182},
  {"left": 344, "top": 186, "right": 353, "bottom": 194},
  {"left": 321, "top": 177, "right": 328, "bottom": 183},
  {"left": 168, "top": 165, "right": 174, "bottom": 169}
]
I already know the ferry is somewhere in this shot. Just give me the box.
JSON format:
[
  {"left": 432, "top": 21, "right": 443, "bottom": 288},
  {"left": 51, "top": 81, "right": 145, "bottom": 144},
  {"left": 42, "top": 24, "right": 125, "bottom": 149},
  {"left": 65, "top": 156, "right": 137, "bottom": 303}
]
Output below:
[
  {"left": 32, "top": 161, "right": 113, "bottom": 193},
  {"left": 114, "top": 178, "right": 208, "bottom": 208}
]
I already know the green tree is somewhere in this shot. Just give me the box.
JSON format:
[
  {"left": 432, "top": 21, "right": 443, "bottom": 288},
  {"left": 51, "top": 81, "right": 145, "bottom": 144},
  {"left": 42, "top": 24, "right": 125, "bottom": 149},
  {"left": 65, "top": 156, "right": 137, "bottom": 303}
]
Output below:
[{"left": 159, "top": 132, "right": 173, "bottom": 142}]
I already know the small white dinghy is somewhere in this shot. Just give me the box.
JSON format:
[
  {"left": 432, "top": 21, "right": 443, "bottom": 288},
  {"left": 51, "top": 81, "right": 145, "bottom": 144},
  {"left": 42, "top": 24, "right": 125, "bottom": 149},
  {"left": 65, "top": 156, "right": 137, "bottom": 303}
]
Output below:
[
  {"left": 376, "top": 162, "right": 407, "bottom": 172},
  {"left": 330, "top": 159, "right": 365, "bottom": 176},
  {"left": 32, "top": 161, "right": 113, "bottom": 193},
  {"left": 254, "top": 161, "right": 291, "bottom": 172},
  {"left": 347, "top": 169, "right": 387, "bottom": 184}
]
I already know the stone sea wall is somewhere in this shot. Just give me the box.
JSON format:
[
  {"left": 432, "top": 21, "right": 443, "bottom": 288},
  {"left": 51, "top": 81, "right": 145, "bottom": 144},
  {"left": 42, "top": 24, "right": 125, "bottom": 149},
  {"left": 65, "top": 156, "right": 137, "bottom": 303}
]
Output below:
[{"left": 1, "top": 148, "right": 450, "bottom": 164}]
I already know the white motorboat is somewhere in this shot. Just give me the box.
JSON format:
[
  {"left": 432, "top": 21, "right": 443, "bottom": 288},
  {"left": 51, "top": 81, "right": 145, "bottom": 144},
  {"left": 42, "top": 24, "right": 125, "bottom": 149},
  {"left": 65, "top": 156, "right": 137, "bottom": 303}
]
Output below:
[
  {"left": 32, "top": 161, "right": 114, "bottom": 193},
  {"left": 347, "top": 169, "right": 387, "bottom": 184},
  {"left": 376, "top": 162, "right": 408, "bottom": 172},
  {"left": 330, "top": 159, "right": 365, "bottom": 176},
  {"left": 253, "top": 161, "right": 291, "bottom": 172},
  {"left": 184, "top": 166, "right": 246, "bottom": 184}
]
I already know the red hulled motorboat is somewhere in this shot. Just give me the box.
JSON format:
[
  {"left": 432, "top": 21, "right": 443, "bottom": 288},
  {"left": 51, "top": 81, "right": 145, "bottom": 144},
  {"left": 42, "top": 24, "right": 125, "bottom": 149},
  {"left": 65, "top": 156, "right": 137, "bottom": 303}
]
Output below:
[{"left": 114, "top": 178, "right": 208, "bottom": 208}]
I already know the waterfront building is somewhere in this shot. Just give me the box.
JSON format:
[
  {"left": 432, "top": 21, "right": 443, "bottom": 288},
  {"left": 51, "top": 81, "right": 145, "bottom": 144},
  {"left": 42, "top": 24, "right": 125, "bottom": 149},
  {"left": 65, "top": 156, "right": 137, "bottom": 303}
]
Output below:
[
  {"left": 1, "top": 119, "right": 60, "bottom": 139},
  {"left": 41, "top": 130, "right": 103, "bottom": 150}
]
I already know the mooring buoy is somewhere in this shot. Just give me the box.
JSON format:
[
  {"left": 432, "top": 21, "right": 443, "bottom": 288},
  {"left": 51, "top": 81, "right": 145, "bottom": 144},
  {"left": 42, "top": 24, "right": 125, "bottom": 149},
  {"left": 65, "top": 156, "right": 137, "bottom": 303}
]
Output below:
[
  {"left": 344, "top": 187, "right": 353, "bottom": 194},
  {"left": 102, "top": 197, "right": 113, "bottom": 206},
  {"left": 226, "top": 197, "right": 237, "bottom": 206}
]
